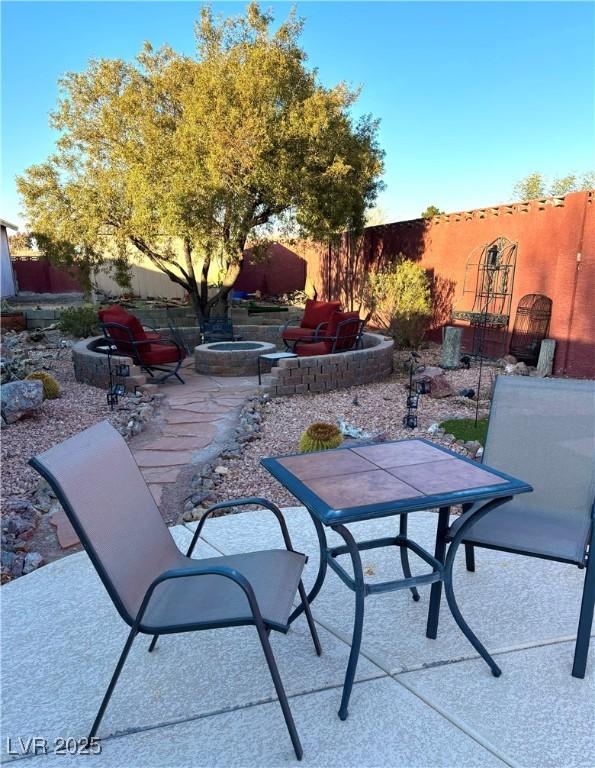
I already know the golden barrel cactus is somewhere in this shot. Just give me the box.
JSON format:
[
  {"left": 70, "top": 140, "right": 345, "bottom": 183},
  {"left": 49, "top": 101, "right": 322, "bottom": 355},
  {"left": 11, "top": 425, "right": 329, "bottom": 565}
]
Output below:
[
  {"left": 26, "top": 371, "right": 61, "bottom": 400},
  {"left": 299, "top": 422, "right": 343, "bottom": 453}
]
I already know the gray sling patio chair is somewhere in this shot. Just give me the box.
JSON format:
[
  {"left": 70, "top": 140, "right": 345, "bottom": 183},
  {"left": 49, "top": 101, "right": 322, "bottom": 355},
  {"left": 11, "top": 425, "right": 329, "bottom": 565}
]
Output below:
[
  {"left": 29, "top": 421, "right": 321, "bottom": 761},
  {"left": 454, "top": 376, "right": 595, "bottom": 678}
]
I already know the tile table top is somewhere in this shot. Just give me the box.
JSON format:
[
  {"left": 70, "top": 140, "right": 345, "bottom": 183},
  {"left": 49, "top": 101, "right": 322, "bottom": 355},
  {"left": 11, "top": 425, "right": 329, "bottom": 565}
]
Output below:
[{"left": 262, "top": 439, "right": 532, "bottom": 525}]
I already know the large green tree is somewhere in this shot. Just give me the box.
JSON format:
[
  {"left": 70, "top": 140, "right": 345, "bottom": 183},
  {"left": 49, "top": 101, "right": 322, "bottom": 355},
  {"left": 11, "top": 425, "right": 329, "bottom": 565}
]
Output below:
[
  {"left": 17, "top": 3, "right": 384, "bottom": 319},
  {"left": 513, "top": 171, "right": 594, "bottom": 201}
]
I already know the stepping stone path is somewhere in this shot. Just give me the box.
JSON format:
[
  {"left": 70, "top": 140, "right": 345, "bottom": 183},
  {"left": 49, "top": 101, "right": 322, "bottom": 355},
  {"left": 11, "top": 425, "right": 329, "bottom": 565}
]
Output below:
[{"left": 51, "top": 361, "right": 258, "bottom": 548}]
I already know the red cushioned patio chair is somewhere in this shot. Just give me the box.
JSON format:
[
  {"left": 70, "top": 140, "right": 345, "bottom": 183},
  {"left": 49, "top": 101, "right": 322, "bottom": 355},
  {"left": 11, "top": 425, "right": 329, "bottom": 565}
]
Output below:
[
  {"left": 99, "top": 305, "right": 186, "bottom": 384},
  {"left": 281, "top": 299, "right": 341, "bottom": 350},
  {"left": 290, "top": 311, "right": 364, "bottom": 357}
]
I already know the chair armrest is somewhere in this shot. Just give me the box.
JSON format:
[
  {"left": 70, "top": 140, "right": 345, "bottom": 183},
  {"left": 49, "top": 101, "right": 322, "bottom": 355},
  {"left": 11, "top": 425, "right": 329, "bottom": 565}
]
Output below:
[
  {"left": 134, "top": 563, "right": 264, "bottom": 629},
  {"left": 186, "top": 497, "right": 296, "bottom": 557},
  {"left": 313, "top": 321, "right": 329, "bottom": 338},
  {"left": 282, "top": 318, "right": 302, "bottom": 332}
]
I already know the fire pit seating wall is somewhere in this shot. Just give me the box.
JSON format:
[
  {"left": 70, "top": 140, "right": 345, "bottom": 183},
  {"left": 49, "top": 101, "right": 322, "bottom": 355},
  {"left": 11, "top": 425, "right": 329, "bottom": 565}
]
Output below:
[{"left": 268, "top": 332, "right": 393, "bottom": 397}]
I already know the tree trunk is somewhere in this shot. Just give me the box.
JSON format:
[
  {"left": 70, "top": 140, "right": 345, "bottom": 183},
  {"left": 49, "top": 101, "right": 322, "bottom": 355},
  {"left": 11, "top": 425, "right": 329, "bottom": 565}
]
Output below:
[{"left": 204, "top": 258, "right": 243, "bottom": 319}]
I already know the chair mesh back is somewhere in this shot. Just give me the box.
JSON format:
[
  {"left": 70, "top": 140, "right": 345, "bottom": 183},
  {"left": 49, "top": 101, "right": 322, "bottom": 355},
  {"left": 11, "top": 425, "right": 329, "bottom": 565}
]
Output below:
[
  {"left": 30, "top": 421, "right": 180, "bottom": 622},
  {"left": 485, "top": 376, "right": 595, "bottom": 523}
]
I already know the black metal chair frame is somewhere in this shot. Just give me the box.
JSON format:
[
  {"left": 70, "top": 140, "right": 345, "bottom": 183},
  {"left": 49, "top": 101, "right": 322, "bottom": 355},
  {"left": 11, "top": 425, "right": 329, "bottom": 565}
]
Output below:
[
  {"left": 101, "top": 321, "right": 185, "bottom": 384},
  {"left": 30, "top": 439, "right": 322, "bottom": 762},
  {"left": 462, "top": 504, "right": 595, "bottom": 678},
  {"left": 285, "top": 319, "right": 365, "bottom": 355},
  {"left": 460, "top": 377, "right": 594, "bottom": 679},
  {"left": 200, "top": 317, "right": 242, "bottom": 345}
]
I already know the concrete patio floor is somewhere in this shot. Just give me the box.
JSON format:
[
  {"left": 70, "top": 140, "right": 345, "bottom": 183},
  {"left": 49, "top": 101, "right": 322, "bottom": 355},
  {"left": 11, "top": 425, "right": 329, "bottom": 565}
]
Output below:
[{"left": 1, "top": 508, "right": 593, "bottom": 767}]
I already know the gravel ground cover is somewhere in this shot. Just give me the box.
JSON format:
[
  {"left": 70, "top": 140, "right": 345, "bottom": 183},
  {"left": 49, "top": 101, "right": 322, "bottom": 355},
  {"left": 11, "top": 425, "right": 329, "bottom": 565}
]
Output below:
[
  {"left": 1, "top": 353, "right": 119, "bottom": 501},
  {"left": 210, "top": 345, "right": 497, "bottom": 508},
  {"left": 1, "top": 330, "right": 160, "bottom": 580}
]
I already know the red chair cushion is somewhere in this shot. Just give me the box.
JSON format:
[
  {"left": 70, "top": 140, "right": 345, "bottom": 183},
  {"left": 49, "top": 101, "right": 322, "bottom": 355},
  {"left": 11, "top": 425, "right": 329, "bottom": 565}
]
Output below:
[
  {"left": 295, "top": 340, "right": 333, "bottom": 357},
  {"left": 327, "top": 311, "right": 361, "bottom": 351},
  {"left": 137, "top": 343, "right": 183, "bottom": 366},
  {"left": 281, "top": 326, "right": 318, "bottom": 342},
  {"left": 301, "top": 300, "right": 341, "bottom": 329},
  {"left": 99, "top": 306, "right": 148, "bottom": 341}
]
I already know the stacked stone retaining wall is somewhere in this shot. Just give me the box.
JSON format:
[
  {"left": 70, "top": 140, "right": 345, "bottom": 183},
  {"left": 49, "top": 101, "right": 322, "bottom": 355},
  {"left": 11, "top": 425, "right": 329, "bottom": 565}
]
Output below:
[
  {"left": 72, "top": 337, "right": 148, "bottom": 390},
  {"left": 268, "top": 333, "right": 393, "bottom": 397}
]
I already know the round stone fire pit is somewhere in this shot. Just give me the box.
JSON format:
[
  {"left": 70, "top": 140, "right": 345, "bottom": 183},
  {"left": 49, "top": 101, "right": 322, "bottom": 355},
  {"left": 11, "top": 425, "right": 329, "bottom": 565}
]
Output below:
[{"left": 194, "top": 340, "right": 276, "bottom": 377}]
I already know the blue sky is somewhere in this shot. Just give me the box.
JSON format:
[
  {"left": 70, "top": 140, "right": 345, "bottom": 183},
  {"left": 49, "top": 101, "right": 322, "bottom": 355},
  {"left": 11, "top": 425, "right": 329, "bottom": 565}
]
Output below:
[{"left": 2, "top": 1, "right": 594, "bottom": 229}]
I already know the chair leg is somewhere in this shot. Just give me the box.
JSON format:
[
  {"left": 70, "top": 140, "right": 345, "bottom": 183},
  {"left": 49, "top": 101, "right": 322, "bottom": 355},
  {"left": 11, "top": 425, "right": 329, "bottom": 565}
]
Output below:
[
  {"left": 89, "top": 628, "right": 137, "bottom": 740},
  {"left": 572, "top": 552, "right": 595, "bottom": 678},
  {"left": 298, "top": 580, "right": 322, "bottom": 656},
  {"left": 148, "top": 635, "right": 159, "bottom": 652},
  {"left": 399, "top": 515, "right": 420, "bottom": 602},
  {"left": 426, "top": 507, "right": 450, "bottom": 639},
  {"left": 256, "top": 625, "right": 303, "bottom": 761},
  {"left": 465, "top": 543, "right": 476, "bottom": 572}
]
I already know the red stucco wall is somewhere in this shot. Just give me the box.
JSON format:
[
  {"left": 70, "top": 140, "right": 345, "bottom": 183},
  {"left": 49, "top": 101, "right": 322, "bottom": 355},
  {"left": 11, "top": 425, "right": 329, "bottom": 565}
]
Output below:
[
  {"left": 12, "top": 258, "right": 83, "bottom": 293},
  {"left": 234, "top": 243, "right": 307, "bottom": 295},
  {"left": 297, "top": 190, "right": 594, "bottom": 378}
]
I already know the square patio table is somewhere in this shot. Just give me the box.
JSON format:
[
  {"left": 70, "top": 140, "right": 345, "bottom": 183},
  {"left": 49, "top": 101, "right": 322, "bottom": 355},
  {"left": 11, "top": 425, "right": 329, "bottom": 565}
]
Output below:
[{"left": 261, "top": 438, "right": 532, "bottom": 719}]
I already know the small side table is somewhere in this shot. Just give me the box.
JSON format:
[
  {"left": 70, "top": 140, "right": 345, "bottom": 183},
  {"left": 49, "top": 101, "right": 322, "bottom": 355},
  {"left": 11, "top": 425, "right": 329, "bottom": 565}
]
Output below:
[{"left": 257, "top": 351, "right": 298, "bottom": 385}]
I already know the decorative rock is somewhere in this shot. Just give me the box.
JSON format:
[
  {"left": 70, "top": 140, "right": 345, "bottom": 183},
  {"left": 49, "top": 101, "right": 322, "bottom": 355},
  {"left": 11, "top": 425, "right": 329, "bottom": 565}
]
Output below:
[
  {"left": 427, "top": 423, "right": 441, "bottom": 434},
  {"left": 22, "top": 552, "right": 44, "bottom": 575},
  {"left": 0, "top": 379, "right": 44, "bottom": 423},
  {"left": 214, "top": 466, "right": 229, "bottom": 476},
  {"left": 442, "top": 433, "right": 456, "bottom": 445},
  {"left": 428, "top": 374, "right": 454, "bottom": 399},
  {"left": 464, "top": 440, "right": 482, "bottom": 457},
  {"left": 458, "top": 388, "right": 475, "bottom": 399},
  {"left": 412, "top": 366, "right": 443, "bottom": 383},
  {"left": 513, "top": 361, "right": 529, "bottom": 376},
  {"left": 499, "top": 354, "right": 517, "bottom": 367},
  {"left": 476, "top": 446, "right": 484, "bottom": 460}
]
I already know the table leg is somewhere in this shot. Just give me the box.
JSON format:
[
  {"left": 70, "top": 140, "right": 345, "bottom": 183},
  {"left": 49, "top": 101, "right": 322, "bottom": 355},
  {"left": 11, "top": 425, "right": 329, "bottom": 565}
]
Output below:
[
  {"left": 399, "top": 515, "right": 420, "bottom": 602},
  {"left": 443, "top": 497, "right": 510, "bottom": 676},
  {"left": 332, "top": 523, "right": 366, "bottom": 721},
  {"left": 288, "top": 513, "right": 328, "bottom": 624},
  {"left": 426, "top": 506, "right": 450, "bottom": 639},
  {"left": 257, "top": 356, "right": 262, "bottom": 386}
]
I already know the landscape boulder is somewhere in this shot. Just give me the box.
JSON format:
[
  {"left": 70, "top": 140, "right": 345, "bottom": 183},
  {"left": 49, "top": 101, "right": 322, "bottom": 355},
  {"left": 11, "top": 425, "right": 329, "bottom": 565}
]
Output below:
[
  {"left": 0, "top": 379, "right": 44, "bottom": 424},
  {"left": 412, "top": 365, "right": 454, "bottom": 399}
]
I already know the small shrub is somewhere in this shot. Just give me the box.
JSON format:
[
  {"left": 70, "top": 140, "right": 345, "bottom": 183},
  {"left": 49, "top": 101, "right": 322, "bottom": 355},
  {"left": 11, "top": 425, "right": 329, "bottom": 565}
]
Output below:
[
  {"left": 365, "top": 257, "right": 432, "bottom": 349},
  {"left": 26, "top": 371, "right": 61, "bottom": 399},
  {"left": 58, "top": 305, "right": 99, "bottom": 338},
  {"left": 299, "top": 422, "right": 343, "bottom": 453}
]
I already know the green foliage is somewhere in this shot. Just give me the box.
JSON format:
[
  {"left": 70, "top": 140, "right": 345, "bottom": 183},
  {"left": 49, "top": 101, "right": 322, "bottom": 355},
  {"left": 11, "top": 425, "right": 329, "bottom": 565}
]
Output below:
[
  {"left": 439, "top": 418, "right": 488, "bottom": 446},
  {"left": 364, "top": 257, "right": 432, "bottom": 348},
  {"left": 25, "top": 371, "right": 61, "bottom": 399},
  {"left": 7, "top": 231, "right": 33, "bottom": 253},
  {"left": 58, "top": 305, "right": 99, "bottom": 338},
  {"left": 513, "top": 171, "right": 595, "bottom": 201},
  {"left": 421, "top": 205, "right": 443, "bottom": 219},
  {"left": 299, "top": 422, "right": 343, "bottom": 453},
  {"left": 17, "top": 2, "right": 384, "bottom": 321}
]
